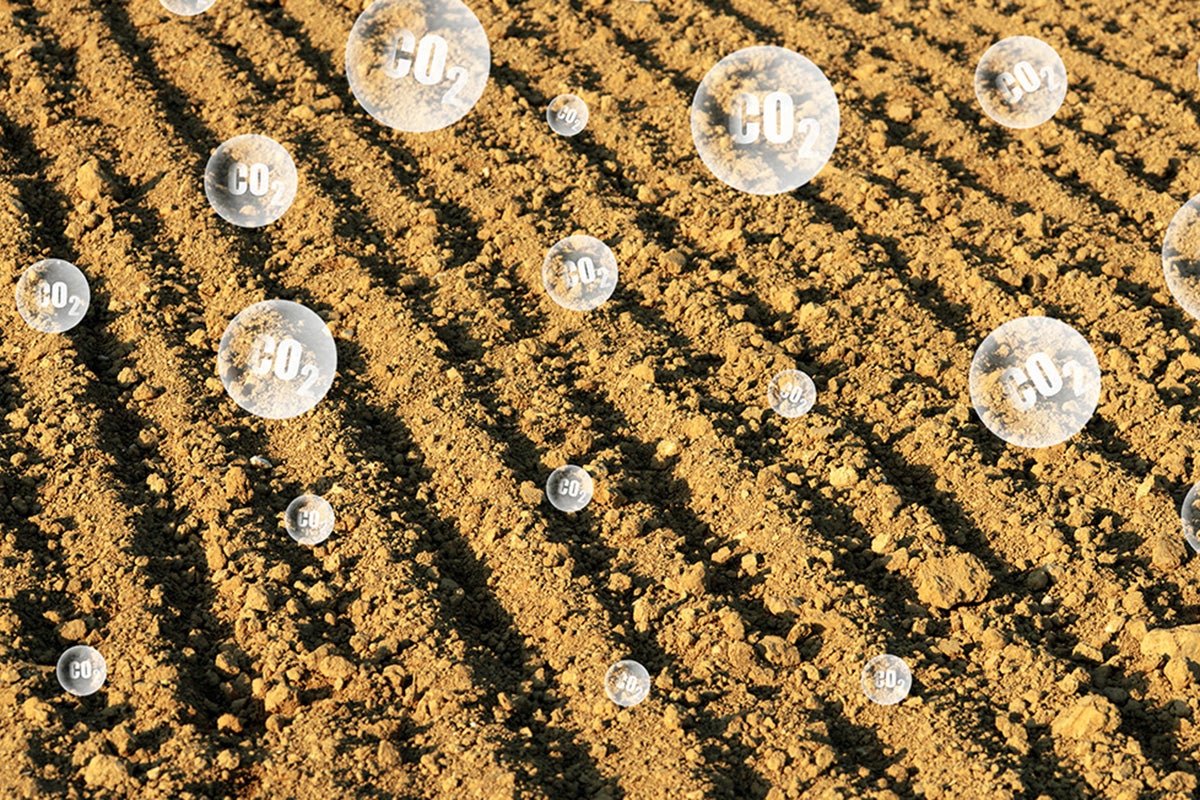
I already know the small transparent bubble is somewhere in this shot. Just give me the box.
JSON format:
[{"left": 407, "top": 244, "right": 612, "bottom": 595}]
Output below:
[
  {"left": 159, "top": 0, "right": 217, "bottom": 14},
  {"left": 969, "top": 316, "right": 1100, "bottom": 448},
  {"left": 286, "top": 494, "right": 335, "bottom": 545},
  {"left": 545, "top": 465, "right": 593, "bottom": 513},
  {"left": 204, "top": 134, "right": 297, "bottom": 228},
  {"left": 15, "top": 259, "right": 90, "bottom": 334},
  {"left": 768, "top": 369, "right": 816, "bottom": 418},
  {"left": 862, "top": 654, "right": 911, "bottom": 706},
  {"left": 217, "top": 300, "right": 337, "bottom": 420},
  {"left": 346, "top": 0, "right": 491, "bottom": 133},
  {"left": 974, "top": 36, "right": 1067, "bottom": 129},
  {"left": 691, "top": 46, "right": 840, "bottom": 195},
  {"left": 542, "top": 235, "right": 618, "bottom": 312},
  {"left": 547, "top": 94, "right": 588, "bottom": 137},
  {"left": 604, "top": 659, "right": 650, "bottom": 707},
  {"left": 57, "top": 645, "right": 107, "bottom": 697},
  {"left": 1182, "top": 483, "right": 1200, "bottom": 554},
  {"left": 1162, "top": 193, "right": 1200, "bottom": 320}
]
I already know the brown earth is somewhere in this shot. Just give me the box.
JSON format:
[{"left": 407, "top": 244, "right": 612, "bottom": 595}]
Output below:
[{"left": 1, "top": 0, "right": 1200, "bottom": 797}]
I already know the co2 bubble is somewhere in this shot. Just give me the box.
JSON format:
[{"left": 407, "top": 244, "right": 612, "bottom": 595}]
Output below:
[
  {"left": 57, "top": 646, "right": 107, "bottom": 697},
  {"left": 691, "top": 46, "right": 839, "bottom": 195},
  {"left": 15, "top": 259, "right": 90, "bottom": 334},
  {"left": 286, "top": 494, "right": 335, "bottom": 545},
  {"left": 768, "top": 369, "right": 816, "bottom": 418},
  {"left": 861, "top": 654, "right": 911, "bottom": 706},
  {"left": 542, "top": 236, "right": 618, "bottom": 312},
  {"left": 218, "top": 300, "right": 337, "bottom": 420},
  {"left": 204, "top": 134, "right": 297, "bottom": 228},
  {"left": 1161, "top": 193, "right": 1200, "bottom": 320},
  {"left": 604, "top": 659, "right": 650, "bottom": 708},
  {"left": 159, "top": 0, "right": 217, "bottom": 14},
  {"left": 1182, "top": 483, "right": 1200, "bottom": 554},
  {"left": 969, "top": 316, "right": 1100, "bottom": 448},
  {"left": 346, "top": 0, "right": 490, "bottom": 133},
  {"left": 547, "top": 94, "right": 588, "bottom": 137},
  {"left": 974, "top": 37, "right": 1067, "bottom": 129},
  {"left": 546, "top": 465, "right": 593, "bottom": 513}
]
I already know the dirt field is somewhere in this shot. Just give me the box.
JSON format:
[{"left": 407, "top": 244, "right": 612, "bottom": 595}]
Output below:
[{"left": 2, "top": 0, "right": 1200, "bottom": 797}]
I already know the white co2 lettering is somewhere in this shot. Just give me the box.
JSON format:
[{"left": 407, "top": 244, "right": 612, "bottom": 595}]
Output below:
[
  {"left": 249, "top": 335, "right": 321, "bottom": 395},
  {"left": 228, "top": 162, "right": 286, "bottom": 204},
  {"left": 69, "top": 661, "right": 93, "bottom": 680},
  {"left": 995, "top": 61, "right": 1059, "bottom": 104},
  {"left": 563, "top": 257, "right": 597, "bottom": 288},
  {"left": 38, "top": 281, "right": 84, "bottom": 316},
  {"left": 1003, "top": 352, "right": 1085, "bottom": 411},
  {"left": 384, "top": 31, "right": 469, "bottom": 107},
  {"left": 875, "top": 668, "right": 900, "bottom": 689},
  {"left": 297, "top": 510, "right": 318, "bottom": 528},
  {"left": 559, "top": 478, "right": 583, "bottom": 498},
  {"left": 728, "top": 92, "right": 820, "bottom": 156}
]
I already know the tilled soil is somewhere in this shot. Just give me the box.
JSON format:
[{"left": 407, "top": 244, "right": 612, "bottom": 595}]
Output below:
[{"left": 2, "top": 0, "right": 1200, "bottom": 798}]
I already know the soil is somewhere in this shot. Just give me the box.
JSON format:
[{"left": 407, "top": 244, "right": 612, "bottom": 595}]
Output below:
[{"left": 1, "top": 0, "right": 1200, "bottom": 798}]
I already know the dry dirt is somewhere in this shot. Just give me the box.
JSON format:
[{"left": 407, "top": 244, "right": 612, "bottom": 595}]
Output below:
[{"left": 2, "top": 0, "right": 1200, "bottom": 798}]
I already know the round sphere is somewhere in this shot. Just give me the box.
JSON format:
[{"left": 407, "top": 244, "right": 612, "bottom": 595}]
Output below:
[
  {"left": 1161, "top": 192, "right": 1200, "bottom": 320},
  {"left": 285, "top": 494, "right": 335, "bottom": 545},
  {"left": 545, "top": 465, "right": 593, "bottom": 513},
  {"left": 768, "top": 369, "right": 816, "bottom": 418},
  {"left": 547, "top": 94, "right": 588, "bottom": 136},
  {"left": 204, "top": 134, "right": 297, "bottom": 228},
  {"left": 15, "top": 259, "right": 90, "bottom": 334},
  {"left": 604, "top": 659, "right": 650, "bottom": 707},
  {"left": 57, "top": 646, "right": 107, "bottom": 697},
  {"left": 1182, "top": 483, "right": 1200, "bottom": 555},
  {"left": 542, "top": 235, "right": 618, "bottom": 312},
  {"left": 861, "top": 653, "right": 911, "bottom": 706},
  {"left": 974, "top": 36, "right": 1067, "bottom": 129},
  {"left": 159, "top": 0, "right": 217, "bottom": 14},
  {"left": 217, "top": 300, "right": 337, "bottom": 420},
  {"left": 691, "top": 46, "right": 840, "bottom": 195},
  {"left": 969, "top": 316, "right": 1100, "bottom": 448},
  {"left": 346, "top": 0, "right": 491, "bottom": 132}
]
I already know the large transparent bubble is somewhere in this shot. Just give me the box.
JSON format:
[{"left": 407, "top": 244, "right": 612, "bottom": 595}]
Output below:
[
  {"left": 974, "top": 36, "right": 1067, "bottom": 129},
  {"left": 346, "top": 0, "right": 491, "bottom": 132},
  {"left": 1162, "top": 192, "right": 1200, "bottom": 320},
  {"left": 861, "top": 653, "right": 911, "bottom": 706},
  {"left": 217, "top": 300, "right": 337, "bottom": 420},
  {"left": 1182, "top": 483, "right": 1200, "bottom": 555},
  {"left": 204, "top": 134, "right": 298, "bottom": 228},
  {"left": 969, "top": 316, "right": 1100, "bottom": 448},
  {"left": 160, "top": 0, "right": 217, "bottom": 14},
  {"left": 768, "top": 369, "right": 816, "bottom": 418},
  {"left": 57, "top": 645, "right": 107, "bottom": 697},
  {"left": 604, "top": 659, "right": 650, "bottom": 707},
  {"left": 15, "top": 259, "right": 90, "bottom": 334},
  {"left": 691, "top": 46, "right": 840, "bottom": 195},
  {"left": 542, "top": 235, "right": 618, "bottom": 312}
]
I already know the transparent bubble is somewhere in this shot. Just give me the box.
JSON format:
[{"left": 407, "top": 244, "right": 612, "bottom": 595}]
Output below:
[
  {"left": 159, "top": 0, "right": 217, "bottom": 14},
  {"left": 15, "top": 259, "right": 90, "bottom": 334},
  {"left": 969, "top": 316, "right": 1100, "bottom": 448},
  {"left": 204, "top": 134, "right": 297, "bottom": 228},
  {"left": 768, "top": 369, "right": 816, "bottom": 418},
  {"left": 545, "top": 465, "right": 593, "bottom": 513},
  {"left": 604, "top": 659, "right": 650, "bottom": 707},
  {"left": 285, "top": 494, "right": 335, "bottom": 545},
  {"left": 217, "top": 300, "right": 337, "bottom": 420},
  {"left": 1182, "top": 483, "right": 1200, "bottom": 555},
  {"left": 57, "top": 645, "right": 107, "bottom": 697},
  {"left": 1161, "top": 193, "right": 1200, "bottom": 320},
  {"left": 861, "top": 653, "right": 911, "bottom": 706},
  {"left": 691, "top": 46, "right": 840, "bottom": 195},
  {"left": 974, "top": 36, "right": 1067, "bottom": 129},
  {"left": 547, "top": 94, "right": 588, "bottom": 137},
  {"left": 346, "top": 0, "right": 491, "bottom": 133},
  {"left": 542, "top": 235, "right": 618, "bottom": 312}
]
